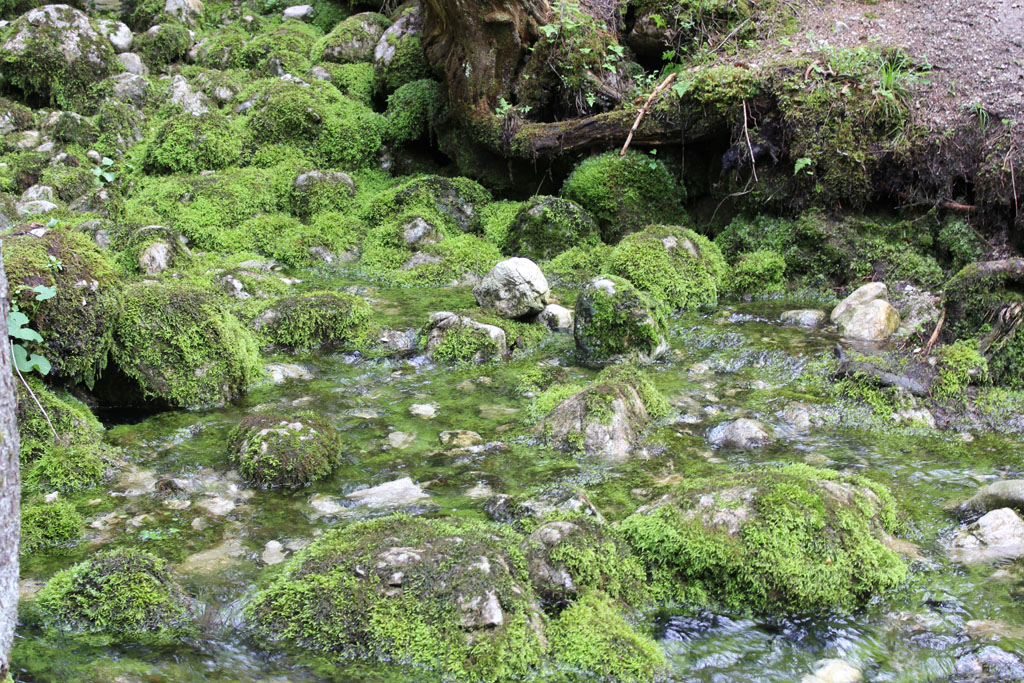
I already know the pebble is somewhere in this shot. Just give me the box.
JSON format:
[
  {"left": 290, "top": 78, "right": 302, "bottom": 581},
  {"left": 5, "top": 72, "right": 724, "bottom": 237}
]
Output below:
[
  {"left": 409, "top": 403, "right": 438, "bottom": 419},
  {"left": 262, "top": 540, "right": 288, "bottom": 565},
  {"left": 387, "top": 431, "right": 416, "bottom": 449}
]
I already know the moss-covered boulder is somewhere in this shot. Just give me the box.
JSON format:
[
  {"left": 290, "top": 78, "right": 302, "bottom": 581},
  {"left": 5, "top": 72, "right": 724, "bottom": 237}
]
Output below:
[
  {"left": 535, "top": 364, "right": 669, "bottom": 460},
  {"left": 20, "top": 498, "right": 83, "bottom": 553},
  {"left": 503, "top": 196, "right": 600, "bottom": 262},
  {"left": 34, "top": 548, "right": 195, "bottom": 645},
  {"left": 561, "top": 151, "right": 682, "bottom": 242},
  {"left": 384, "top": 78, "right": 443, "bottom": 144},
  {"left": 134, "top": 21, "right": 191, "bottom": 71},
  {"left": 316, "top": 11, "right": 389, "bottom": 63},
  {"left": 39, "top": 164, "right": 94, "bottom": 203},
  {"left": 2, "top": 225, "right": 120, "bottom": 386},
  {"left": 368, "top": 175, "right": 492, "bottom": 234},
  {"left": 144, "top": 111, "right": 242, "bottom": 174},
  {"left": 228, "top": 412, "right": 343, "bottom": 488},
  {"left": 0, "top": 5, "right": 119, "bottom": 112},
  {"left": 290, "top": 169, "right": 355, "bottom": 218},
  {"left": 422, "top": 311, "right": 508, "bottom": 362},
  {"left": 620, "top": 464, "right": 908, "bottom": 612},
  {"left": 373, "top": 8, "right": 429, "bottom": 92},
  {"left": 606, "top": 224, "right": 726, "bottom": 311},
  {"left": 573, "top": 275, "right": 668, "bottom": 366},
  {"left": 251, "top": 291, "right": 372, "bottom": 351},
  {"left": 239, "top": 20, "right": 318, "bottom": 77},
  {"left": 727, "top": 248, "right": 787, "bottom": 296},
  {"left": 112, "top": 281, "right": 263, "bottom": 408},
  {"left": 246, "top": 514, "right": 546, "bottom": 682}
]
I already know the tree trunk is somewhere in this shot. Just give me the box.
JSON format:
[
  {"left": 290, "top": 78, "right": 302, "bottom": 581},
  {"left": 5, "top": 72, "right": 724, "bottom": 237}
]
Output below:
[{"left": 0, "top": 243, "right": 19, "bottom": 682}]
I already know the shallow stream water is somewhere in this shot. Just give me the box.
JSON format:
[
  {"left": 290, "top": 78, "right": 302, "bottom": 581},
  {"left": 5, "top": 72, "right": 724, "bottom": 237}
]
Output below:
[{"left": 12, "top": 276, "right": 1024, "bottom": 683}]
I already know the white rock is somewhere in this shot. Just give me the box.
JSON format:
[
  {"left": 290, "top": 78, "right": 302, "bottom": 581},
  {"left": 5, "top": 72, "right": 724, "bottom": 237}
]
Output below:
[
  {"left": 168, "top": 74, "right": 210, "bottom": 115},
  {"left": 177, "top": 538, "right": 245, "bottom": 574},
  {"left": 266, "top": 362, "right": 314, "bottom": 383},
  {"left": 538, "top": 303, "right": 573, "bottom": 332},
  {"left": 801, "top": 658, "right": 862, "bottom": 683},
  {"left": 374, "top": 8, "right": 420, "bottom": 67},
  {"left": 282, "top": 4, "right": 314, "bottom": 20},
  {"left": 197, "top": 496, "right": 236, "bottom": 516},
  {"left": 708, "top": 418, "right": 773, "bottom": 448},
  {"left": 261, "top": 540, "right": 288, "bottom": 565},
  {"left": 139, "top": 240, "right": 172, "bottom": 275},
  {"left": 952, "top": 507, "right": 1024, "bottom": 564},
  {"left": 838, "top": 299, "right": 901, "bottom": 340},
  {"left": 346, "top": 476, "right": 428, "bottom": 508},
  {"left": 780, "top": 309, "right": 827, "bottom": 328},
  {"left": 21, "top": 185, "right": 54, "bottom": 202},
  {"left": 409, "top": 403, "right": 438, "bottom": 419},
  {"left": 387, "top": 431, "right": 416, "bottom": 449},
  {"left": 309, "top": 493, "right": 344, "bottom": 517},
  {"left": 831, "top": 282, "right": 888, "bottom": 324},
  {"left": 473, "top": 257, "right": 550, "bottom": 319},
  {"left": 96, "top": 18, "right": 133, "bottom": 52},
  {"left": 16, "top": 200, "right": 58, "bottom": 217},
  {"left": 117, "top": 52, "right": 149, "bottom": 75},
  {"left": 164, "top": 0, "right": 203, "bottom": 23}
]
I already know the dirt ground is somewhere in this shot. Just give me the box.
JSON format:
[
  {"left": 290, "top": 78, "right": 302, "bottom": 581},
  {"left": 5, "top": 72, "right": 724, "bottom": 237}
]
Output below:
[{"left": 766, "top": 0, "right": 1024, "bottom": 130}]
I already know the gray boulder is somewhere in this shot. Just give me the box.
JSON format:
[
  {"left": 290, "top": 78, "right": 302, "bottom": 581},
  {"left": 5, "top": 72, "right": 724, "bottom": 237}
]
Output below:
[
  {"left": 961, "top": 480, "right": 1024, "bottom": 515},
  {"left": 282, "top": 4, "right": 314, "bottom": 20},
  {"left": 96, "top": 18, "right": 133, "bottom": 52},
  {"left": 473, "top": 258, "right": 550, "bottom": 319},
  {"left": 320, "top": 12, "right": 389, "bottom": 64},
  {"left": 708, "top": 418, "right": 773, "bottom": 449},
  {"left": 951, "top": 507, "right": 1024, "bottom": 564},
  {"left": 831, "top": 283, "right": 900, "bottom": 341},
  {"left": 117, "top": 52, "right": 149, "bottom": 75}
]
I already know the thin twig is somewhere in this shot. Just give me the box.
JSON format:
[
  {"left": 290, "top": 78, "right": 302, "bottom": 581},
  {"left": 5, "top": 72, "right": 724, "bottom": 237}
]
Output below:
[
  {"left": 1008, "top": 151, "right": 1019, "bottom": 217},
  {"left": 620, "top": 73, "right": 677, "bottom": 157},
  {"left": 742, "top": 100, "right": 758, "bottom": 183},
  {"left": 10, "top": 341, "right": 58, "bottom": 442},
  {"left": 922, "top": 307, "right": 946, "bottom": 356},
  {"left": 710, "top": 17, "right": 751, "bottom": 53},
  {"left": 939, "top": 200, "right": 977, "bottom": 212}
]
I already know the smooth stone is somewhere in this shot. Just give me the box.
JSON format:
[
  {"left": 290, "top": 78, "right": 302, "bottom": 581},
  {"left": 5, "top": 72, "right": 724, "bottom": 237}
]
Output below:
[
  {"left": 117, "top": 52, "right": 149, "bottom": 75},
  {"left": 16, "top": 200, "right": 58, "bottom": 217},
  {"left": 197, "top": 496, "right": 236, "bottom": 516},
  {"left": 466, "top": 483, "right": 493, "bottom": 499},
  {"left": 831, "top": 282, "right": 888, "bottom": 324},
  {"left": 177, "top": 539, "right": 246, "bottom": 575},
  {"left": 962, "top": 480, "right": 1024, "bottom": 514},
  {"left": 473, "top": 257, "right": 550, "bottom": 319},
  {"left": 265, "top": 362, "right": 314, "bottom": 383},
  {"left": 800, "top": 658, "right": 862, "bottom": 683},
  {"left": 261, "top": 540, "right": 288, "bottom": 565},
  {"left": 21, "top": 184, "right": 54, "bottom": 202},
  {"left": 309, "top": 493, "right": 344, "bottom": 517},
  {"left": 96, "top": 18, "right": 133, "bottom": 51},
  {"left": 838, "top": 299, "right": 901, "bottom": 341},
  {"left": 440, "top": 430, "right": 482, "bottom": 447},
  {"left": 537, "top": 303, "right": 573, "bottom": 332},
  {"left": 409, "top": 403, "right": 438, "bottom": 419},
  {"left": 780, "top": 309, "right": 826, "bottom": 328},
  {"left": 951, "top": 508, "right": 1024, "bottom": 564},
  {"left": 387, "top": 431, "right": 416, "bottom": 449},
  {"left": 114, "top": 466, "right": 157, "bottom": 496},
  {"left": 708, "top": 418, "right": 773, "bottom": 448},
  {"left": 346, "top": 477, "right": 428, "bottom": 508},
  {"left": 282, "top": 4, "right": 313, "bottom": 19}
]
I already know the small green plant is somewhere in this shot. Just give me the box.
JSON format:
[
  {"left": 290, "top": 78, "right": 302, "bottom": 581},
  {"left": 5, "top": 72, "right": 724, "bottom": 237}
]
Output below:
[{"left": 91, "top": 156, "right": 116, "bottom": 186}]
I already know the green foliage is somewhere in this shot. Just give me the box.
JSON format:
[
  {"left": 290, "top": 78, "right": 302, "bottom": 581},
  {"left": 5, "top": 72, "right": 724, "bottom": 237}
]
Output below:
[
  {"left": 321, "top": 62, "right": 376, "bottom": 106},
  {"left": 35, "top": 548, "right": 194, "bottom": 645},
  {"left": 367, "top": 175, "right": 493, "bottom": 234},
  {"left": 228, "top": 412, "right": 343, "bottom": 488},
  {"left": 246, "top": 514, "right": 546, "bottom": 682},
  {"left": 144, "top": 111, "right": 243, "bottom": 174},
  {"left": 252, "top": 291, "right": 372, "bottom": 351},
  {"left": 935, "top": 339, "right": 988, "bottom": 401},
  {"left": 360, "top": 228, "right": 502, "bottom": 287},
  {"left": 607, "top": 225, "right": 725, "bottom": 311},
  {"left": 385, "top": 79, "right": 444, "bottom": 144},
  {"left": 239, "top": 20, "right": 319, "bottom": 76},
  {"left": 20, "top": 498, "right": 83, "bottom": 554},
  {"left": 620, "top": 464, "right": 907, "bottom": 612},
  {"left": 936, "top": 217, "right": 984, "bottom": 269},
  {"left": 479, "top": 200, "right": 525, "bottom": 252},
  {"left": 545, "top": 242, "right": 615, "bottom": 286},
  {"left": 112, "top": 281, "right": 264, "bottom": 408},
  {"left": 426, "top": 318, "right": 503, "bottom": 363},
  {"left": 14, "top": 374, "right": 107, "bottom": 472},
  {"left": 504, "top": 196, "right": 600, "bottom": 262},
  {"left": 547, "top": 591, "right": 665, "bottom": 683},
  {"left": 575, "top": 275, "right": 666, "bottom": 364},
  {"left": 134, "top": 21, "right": 191, "bottom": 70},
  {"left": 315, "top": 11, "right": 389, "bottom": 64},
  {"left": 377, "top": 33, "right": 430, "bottom": 92},
  {"left": 561, "top": 151, "right": 682, "bottom": 242},
  {"left": 727, "top": 249, "right": 787, "bottom": 295}
]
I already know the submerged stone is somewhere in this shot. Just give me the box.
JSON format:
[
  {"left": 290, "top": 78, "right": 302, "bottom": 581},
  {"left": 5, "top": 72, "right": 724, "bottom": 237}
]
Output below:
[
  {"left": 951, "top": 508, "right": 1024, "bottom": 564},
  {"left": 961, "top": 480, "right": 1024, "bottom": 515},
  {"left": 345, "top": 477, "right": 428, "bottom": 508},
  {"left": 707, "top": 418, "right": 774, "bottom": 449},
  {"left": 780, "top": 309, "right": 827, "bottom": 328}
]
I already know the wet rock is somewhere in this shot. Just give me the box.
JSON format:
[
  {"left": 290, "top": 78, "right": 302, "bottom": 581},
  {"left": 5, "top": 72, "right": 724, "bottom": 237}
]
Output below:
[
  {"left": 954, "top": 645, "right": 1024, "bottom": 681},
  {"left": 708, "top": 418, "right": 773, "bottom": 448},
  {"left": 801, "top": 659, "right": 862, "bottom": 683},
  {"left": 117, "top": 52, "right": 149, "bottom": 75},
  {"left": 891, "top": 408, "right": 936, "bottom": 428},
  {"left": 229, "top": 412, "right": 342, "bottom": 489},
  {"left": 831, "top": 283, "right": 900, "bottom": 340},
  {"left": 262, "top": 540, "right": 288, "bottom": 565},
  {"left": 346, "top": 477, "right": 429, "bottom": 508},
  {"left": 574, "top": 276, "right": 668, "bottom": 366},
  {"left": 473, "top": 257, "right": 550, "bottom": 319},
  {"left": 16, "top": 200, "right": 58, "bottom": 217},
  {"left": 370, "top": 328, "right": 418, "bottom": 357},
  {"left": 114, "top": 466, "right": 158, "bottom": 497},
  {"left": 538, "top": 303, "right": 573, "bottom": 332},
  {"left": 439, "top": 430, "right": 482, "bottom": 447},
  {"left": 951, "top": 508, "right": 1024, "bottom": 564},
  {"left": 780, "top": 309, "right": 826, "bottom": 328},
  {"left": 422, "top": 311, "right": 507, "bottom": 362},
  {"left": 961, "top": 480, "right": 1024, "bottom": 515},
  {"left": 409, "top": 403, "right": 438, "bottom": 419},
  {"left": 782, "top": 402, "right": 812, "bottom": 431},
  {"left": 320, "top": 12, "right": 389, "bottom": 64},
  {"left": 96, "top": 18, "right": 132, "bottom": 52},
  {"left": 282, "top": 4, "right": 313, "bottom": 20},
  {"left": 309, "top": 493, "right": 344, "bottom": 517},
  {"left": 177, "top": 538, "right": 246, "bottom": 575},
  {"left": 831, "top": 282, "right": 888, "bottom": 323},
  {"left": 197, "top": 496, "right": 236, "bottom": 516},
  {"left": 466, "top": 483, "right": 493, "bottom": 499},
  {"left": 833, "top": 344, "right": 931, "bottom": 397},
  {"left": 265, "top": 362, "right": 314, "bottom": 383},
  {"left": 387, "top": 431, "right": 416, "bottom": 449}
]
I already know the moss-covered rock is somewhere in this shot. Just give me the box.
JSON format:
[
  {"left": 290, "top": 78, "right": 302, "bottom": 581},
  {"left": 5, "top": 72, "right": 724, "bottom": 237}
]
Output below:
[
  {"left": 0, "top": 5, "right": 119, "bottom": 112},
  {"left": 39, "top": 110, "right": 97, "bottom": 145},
  {"left": 545, "top": 242, "right": 615, "bottom": 287},
  {"left": 503, "top": 196, "right": 600, "bottom": 263},
  {"left": 133, "top": 21, "right": 191, "bottom": 71},
  {"left": 144, "top": 110, "right": 242, "bottom": 174},
  {"left": 190, "top": 24, "right": 249, "bottom": 70},
  {"left": 384, "top": 78, "right": 443, "bottom": 144},
  {"left": 316, "top": 11, "right": 389, "bottom": 64},
  {"left": 573, "top": 275, "right": 667, "bottom": 366},
  {"left": 561, "top": 151, "right": 682, "bottom": 242},
  {"left": 228, "top": 411, "right": 343, "bottom": 488},
  {"left": 20, "top": 498, "right": 83, "bottom": 553},
  {"left": 239, "top": 20, "right": 318, "bottom": 77},
  {"left": 726, "top": 249, "right": 787, "bottom": 296},
  {"left": 290, "top": 169, "right": 355, "bottom": 218},
  {"left": 111, "top": 281, "right": 263, "bottom": 408},
  {"left": 39, "top": 163, "right": 94, "bottom": 202},
  {"left": 2, "top": 225, "right": 120, "bottom": 386},
  {"left": 251, "top": 291, "right": 372, "bottom": 351},
  {"left": 620, "top": 464, "right": 908, "bottom": 612},
  {"left": 368, "top": 175, "right": 492, "bottom": 234},
  {"left": 246, "top": 514, "right": 546, "bottom": 682},
  {"left": 421, "top": 311, "right": 508, "bottom": 363},
  {"left": 374, "top": 9, "right": 429, "bottom": 92},
  {"left": 34, "top": 547, "right": 194, "bottom": 645},
  {"left": 606, "top": 224, "right": 725, "bottom": 311},
  {"left": 319, "top": 61, "right": 376, "bottom": 106}
]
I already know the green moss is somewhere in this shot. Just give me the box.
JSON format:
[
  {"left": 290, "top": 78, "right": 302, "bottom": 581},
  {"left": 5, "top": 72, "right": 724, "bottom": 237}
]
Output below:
[
  {"left": 95, "top": 99, "right": 145, "bottom": 157},
  {"left": 727, "top": 249, "right": 787, "bottom": 296},
  {"left": 290, "top": 171, "right": 356, "bottom": 218},
  {"left": 35, "top": 547, "right": 194, "bottom": 646},
  {"left": 480, "top": 200, "right": 525, "bottom": 252},
  {"left": 361, "top": 228, "right": 502, "bottom": 287},
  {"left": 228, "top": 411, "right": 343, "bottom": 488},
  {"left": 574, "top": 275, "right": 666, "bottom": 365},
  {"left": 0, "top": 5, "right": 119, "bottom": 112},
  {"left": 20, "top": 498, "right": 83, "bottom": 554},
  {"left": 935, "top": 339, "right": 988, "bottom": 401},
  {"left": 545, "top": 242, "right": 615, "bottom": 287},
  {"left": 39, "top": 164, "right": 95, "bottom": 202},
  {"left": 2, "top": 226, "right": 119, "bottom": 386},
  {"left": 251, "top": 291, "right": 372, "bottom": 351},
  {"left": 320, "top": 61, "right": 376, "bottom": 106},
  {"left": 191, "top": 25, "right": 249, "bottom": 70},
  {"left": 233, "top": 213, "right": 341, "bottom": 267},
  {"left": 936, "top": 217, "right": 984, "bottom": 270},
  {"left": 144, "top": 111, "right": 243, "bottom": 174},
  {"left": 547, "top": 591, "right": 665, "bottom": 683},
  {"left": 239, "top": 20, "right": 319, "bottom": 76},
  {"left": 134, "top": 21, "right": 191, "bottom": 71},
  {"left": 607, "top": 224, "right": 725, "bottom": 311},
  {"left": 315, "top": 12, "right": 389, "bottom": 64},
  {"left": 385, "top": 79, "right": 444, "bottom": 144},
  {"left": 504, "top": 196, "right": 600, "bottom": 262},
  {"left": 112, "top": 281, "right": 264, "bottom": 408},
  {"left": 424, "top": 317, "right": 502, "bottom": 363},
  {"left": 41, "top": 111, "right": 98, "bottom": 145},
  {"left": 307, "top": 210, "right": 365, "bottom": 253},
  {"left": 620, "top": 464, "right": 907, "bottom": 612},
  {"left": 367, "top": 175, "right": 493, "bottom": 234},
  {"left": 561, "top": 151, "right": 682, "bottom": 242},
  {"left": 246, "top": 514, "right": 545, "bottom": 682},
  {"left": 378, "top": 34, "right": 430, "bottom": 93}
]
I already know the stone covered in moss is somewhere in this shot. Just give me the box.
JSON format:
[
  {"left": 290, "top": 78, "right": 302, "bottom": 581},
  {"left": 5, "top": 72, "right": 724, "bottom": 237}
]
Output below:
[
  {"left": 620, "top": 464, "right": 908, "bottom": 612},
  {"left": 35, "top": 547, "right": 194, "bottom": 645},
  {"left": 112, "top": 281, "right": 263, "bottom": 408},
  {"left": 368, "top": 175, "right": 492, "bottom": 235},
  {"left": 422, "top": 311, "right": 508, "bottom": 363},
  {"left": 39, "top": 164, "right": 94, "bottom": 202},
  {"left": 239, "top": 20, "right": 318, "bottom": 76},
  {"left": 726, "top": 249, "right": 787, "bottom": 296},
  {"left": 561, "top": 151, "right": 682, "bottom": 242},
  {"left": 290, "top": 169, "right": 355, "bottom": 218},
  {"left": 320, "top": 61, "right": 375, "bottom": 105},
  {"left": 2, "top": 225, "right": 120, "bottom": 386},
  {"left": 360, "top": 220, "right": 502, "bottom": 287},
  {"left": 606, "top": 224, "right": 725, "bottom": 312},
  {"left": 547, "top": 590, "right": 665, "bottom": 683},
  {"left": 20, "top": 498, "right": 83, "bottom": 553},
  {"left": 373, "top": 8, "right": 429, "bottom": 92},
  {"left": 39, "top": 110, "right": 97, "bottom": 144},
  {"left": 251, "top": 291, "right": 372, "bottom": 351},
  {"left": 0, "top": 5, "right": 118, "bottom": 112},
  {"left": 317, "top": 11, "right": 389, "bottom": 63},
  {"left": 573, "top": 275, "right": 667, "bottom": 366},
  {"left": 246, "top": 514, "right": 545, "bottom": 682},
  {"left": 144, "top": 110, "right": 242, "bottom": 174},
  {"left": 545, "top": 242, "right": 615, "bottom": 286},
  {"left": 228, "top": 411, "right": 342, "bottom": 488},
  {"left": 385, "top": 78, "right": 443, "bottom": 144},
  {"left": 134, "top": 21, "right": 191, "bottom": 71},
  {"left": 504, "top": 196, "right": 600, "bottom": 262}
]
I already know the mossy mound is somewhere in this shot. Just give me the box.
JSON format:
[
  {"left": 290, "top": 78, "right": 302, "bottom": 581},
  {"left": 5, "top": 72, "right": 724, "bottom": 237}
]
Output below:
[
  {"left": 359, "top": 220, "right": 502, "bottom": 287},
  {"left": 112, "top": 281, "right": 263, "bottom": 408},
  {"left": 110, "top": 224, "right": 192, "bottom": 276},
  {"left": 134, "top": 21, "right": 191, "bottom": 71},
  {"left": 20, "top": 498, "right": 83, "bottom": 554},
  {"left": 375, "top": 13, "right": 430, "bottom": 92},
  {"left": 504, "top": 196, "right": 600, "bottom": 262},
  {"left": 233, "top": 212, "right": 342, "bottom": 268},
  {"left": 320, "top": 61, "right": 376, "bottom": 106},
  {"left": 368, "top": 175, "right": 493, "bottom": 234},
  {"left": 606, "top": 224, "right": 726, "bottom": 311},
  {"left": 35, "top": 548, "right": 194, "bottom": 645},
  {"left": 190, "top": 24, "right": 249, "bottom": 70},
  {"left": 573, "top": 275, "right": 667, "bottom": 366},
  {"left": 561, "top": 151, "right": 682, "bottom": 242},
  {"left": 316, "top": 11, "right": 390, "bottom": 64},
  {"left": 2, "top": 226, "right": 120, "bottom": 386},
  {"left": 39, "top": 164, "right": 94, "bottom": 202},
  {"left": 385, "top": 78, "right": 444, "bottom": 144},
  {"left": 0, "top": 5, "right": 118, "bottom": 112},
  {"left": 246, "top": 514, "right": 546, "bottom": 682},
  {"left": 547, "top": 590, "right": 665, "bottom": 683},
  {"left": 620, "top": 464, "right": 908, "bottom": 612},
  {"left": 545, "top": 242, "right": 616, "bottom": 287},
  {"left": 144, "top": 111, "right": 243, "bottom": 174},
  {"left": 239, "top": 20, "right": 319, "bottom": 76},
  {"left": 228, "top": 411, "right": 343, "bottom": 488},
  {"left": 251, "top": 291, "right": 372, "bottom": 351},
  {"left": 726, "top": 249, "right": 787, "bottom": 296}
]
